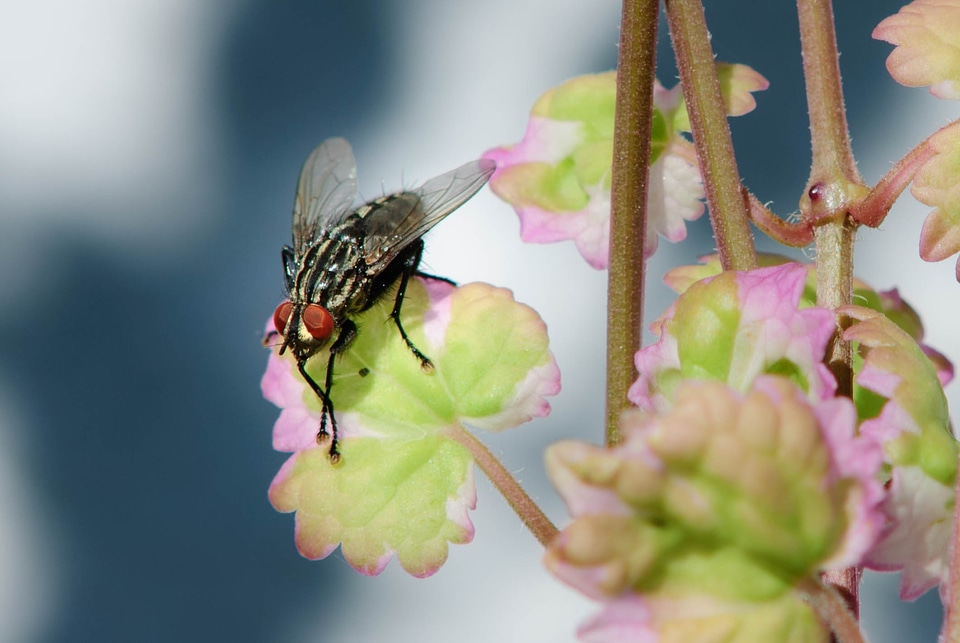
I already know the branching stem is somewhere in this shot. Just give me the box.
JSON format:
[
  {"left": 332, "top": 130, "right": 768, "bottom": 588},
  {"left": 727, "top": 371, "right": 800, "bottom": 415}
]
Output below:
[
  {"left": 853, "top": 124, "right": 947, "bottom": 228},
  {"left": 797, "top": 0, "right": 866, "bottom": 608}
]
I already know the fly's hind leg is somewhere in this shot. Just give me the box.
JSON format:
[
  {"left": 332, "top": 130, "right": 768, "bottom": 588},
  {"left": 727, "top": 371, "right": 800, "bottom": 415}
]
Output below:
[
  {"left": 390, "top": 242, "right": 435, "bottom": 372},
  {"left": 414, "top": 271, "right": 456, "bottom": 287}
]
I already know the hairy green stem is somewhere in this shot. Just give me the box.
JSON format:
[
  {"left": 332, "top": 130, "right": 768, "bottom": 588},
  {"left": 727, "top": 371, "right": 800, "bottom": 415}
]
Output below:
[
  {"left": 797, "top": 0, "right": 865, "bottom": 610},
  {"left": 447, "top": 425, "right": 558, "bottom": 547},
  {"left": 797, "top": 0, "right": 861, "bottom": 185},
  {"left": 814, "top": 222, "right": 855, "bottom": 397},
  {"left": 664, "top": 0, "right": 756, "bottom": 271},
  {"left": 605, "top": 0, "right": 660, "bottom": 446}
]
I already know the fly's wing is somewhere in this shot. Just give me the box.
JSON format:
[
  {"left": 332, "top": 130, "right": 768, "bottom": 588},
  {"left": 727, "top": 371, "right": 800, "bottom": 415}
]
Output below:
[
  {"left": 292, "top": 138, "right": 359, "bottom": 256},
  {"left": 361, "top": 158, "right": 496, "bottom": 267}
]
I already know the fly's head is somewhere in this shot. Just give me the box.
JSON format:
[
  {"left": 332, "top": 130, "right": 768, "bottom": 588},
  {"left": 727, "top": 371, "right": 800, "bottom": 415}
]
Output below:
[
  {"left": 273, "top": 299, "right": 336, "bottom": 362},
  {"left": 275, "top": 244, "right": 338, "bottom": 360}
]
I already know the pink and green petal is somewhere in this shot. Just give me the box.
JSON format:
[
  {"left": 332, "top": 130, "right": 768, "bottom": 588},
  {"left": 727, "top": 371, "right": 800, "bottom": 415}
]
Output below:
[
  {"left": 262, "top": 349, "right": 324, "bottom": 452},
  {"left": 304, "top": 280, "right": 559, "bottom": 436},
  {"left": 661, "top": 253, "right": 787, "bottom": 294},
  {"left": 663, "top": 254, "right": 956, "bottom": 386},
  {"left": 661, "top": 255, "right": 725, "bottom": 294},
  {"left": 873, "top": 0, "right": 960, "bottom": 99},
  {"left": 646, "top": 142, "right": 705, "bottom": 253},
  {"left": 576, "top": 595, "right": 658, "bottom": 643},
  {"left": 728, "top": 266, "right": 836, "bottom": 399},
  {"left": 860, "top": 466, "right": 954, "bottom": 600},
  {"left": 269, "top": 436, "right": 475, "bottom": 577},
  {"left": 547, "top": 378, "right": 881, "bottom": 637},
  {"left": 483, "top": 73, "right": 624, "bottom": 269},
  {"left": 422, "top": 282, "right": 561, "bottom": 431},
  {"left": 716, "top": 63, "right": 771, "bottom": 116},
  {"left": 842, "top": 306, "right": 955, "bottom": 484},
  {"left": 486, "top": 67, "right": 762, "bottom": 267},
  {"left": 485, "top": 111, "right": 614, "bottom": 269},
  {"left": 629, "top": 263, "right": 837, "bottom": 412},
  {"left": 874, "top": 288, "right": 955, "bottom": 385},
  {"left": 486, "top": 118, "right": 601, "bottom": 213},
  {"left": 841, "top": 305, "right": 958, "bottom": 598},
  {"left": 874, "top": 288, "right": 924, "bottom": 339},
  {"left": 672, "top": 63, "right": 770, "bottom": 131},
  {"left": 911, "top": 121, "right": 960, "bottom": 279}
]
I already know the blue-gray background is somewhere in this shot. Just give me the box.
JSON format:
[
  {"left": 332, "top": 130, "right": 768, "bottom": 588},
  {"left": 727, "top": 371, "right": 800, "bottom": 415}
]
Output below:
[{"left": 0, "top": 1, "right": 954, "bottom": 641}]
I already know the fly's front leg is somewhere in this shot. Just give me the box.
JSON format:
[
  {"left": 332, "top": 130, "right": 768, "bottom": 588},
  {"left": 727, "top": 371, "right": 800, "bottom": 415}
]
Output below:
[
  {"left": 295, "top": 358, "right": 338, "bottom": 462},
  {"left": 391, "top": 243, "right": 434, "bottom": 372},
  {"left": 297, "top": 320, "right": 358, "bottom": 465}
]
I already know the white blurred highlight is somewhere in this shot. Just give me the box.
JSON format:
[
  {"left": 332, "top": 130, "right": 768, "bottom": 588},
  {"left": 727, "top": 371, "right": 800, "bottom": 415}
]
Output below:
[
  {"left": 0, "top": 0, "right": 236, "bottom": 303},
  {"left": 0, "top": 386, "right": 57, "bottom": 643},
  {"left": 0, "top": 2, "right": 238, "bottom": 640}
]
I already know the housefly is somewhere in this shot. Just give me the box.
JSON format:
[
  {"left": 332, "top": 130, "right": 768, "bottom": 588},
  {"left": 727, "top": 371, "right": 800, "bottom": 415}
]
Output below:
[{"left": 270, "top": 138, "right": 495, "bottom": 463}]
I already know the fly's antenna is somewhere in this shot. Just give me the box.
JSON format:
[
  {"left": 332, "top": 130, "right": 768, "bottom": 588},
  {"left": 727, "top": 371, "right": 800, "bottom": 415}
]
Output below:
[
  {"left": 263, "top": 328, "right": 294, "bottom": 356},
  {"left": 262, "top": 329, "right": 283, "bottom": 349}
]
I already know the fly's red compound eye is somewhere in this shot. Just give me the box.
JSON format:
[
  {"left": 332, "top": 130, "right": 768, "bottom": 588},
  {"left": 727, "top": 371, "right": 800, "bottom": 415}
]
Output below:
[
  {"left": 273, "top": 301, "right": 293, "bottom": 334},
  {"left": 302, "top": 304, "right": 334, "bottom": 341}
]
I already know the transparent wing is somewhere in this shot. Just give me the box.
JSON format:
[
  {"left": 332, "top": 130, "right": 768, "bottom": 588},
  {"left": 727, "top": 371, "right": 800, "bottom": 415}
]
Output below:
[
  {"left": 292, "top": 138, "right": 359, "bottom": 255},
  {"left": 361, "top": 158, "right": 496, "bottom": 266}
]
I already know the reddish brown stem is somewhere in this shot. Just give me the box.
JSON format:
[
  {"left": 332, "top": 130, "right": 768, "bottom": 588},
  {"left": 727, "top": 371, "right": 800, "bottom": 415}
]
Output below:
[
  {"left": 447, "top": 425, "right": 558, "bottom": 547},
  {"left": 853, "top": 123, "right": 953, "bottom": 228},
  {"left": 664, "top": 0, "right": 757, "bottom": 271},
  {"left": 747, "top": 191, "right": 815, "bottom": 247},
  {"left": 605, "top": 0, "right": 660, "bottom": 446},
  {"left": 797, "top": 0, "right": 861, "bottom": 187}
]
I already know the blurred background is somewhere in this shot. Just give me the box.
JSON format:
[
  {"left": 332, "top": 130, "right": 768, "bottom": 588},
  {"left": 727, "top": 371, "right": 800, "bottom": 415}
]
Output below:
[{"left": 0, "top": 1, "right": 955, "bottom": 641}]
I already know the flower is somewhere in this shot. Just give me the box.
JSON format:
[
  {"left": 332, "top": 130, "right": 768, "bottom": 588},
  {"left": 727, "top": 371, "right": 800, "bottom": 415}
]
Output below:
[
  {"left": 484, "top": 65, "right": 768, "bottom": 268},
  {"left": 912, "top": 122, "right": 960, "bottom": 282},
  {"left": 874, "top": 0, "right": 960, "bottom": 99},
  {"left": 647, "top": 254, "right": 958, "bottom": 600},
  {"left": 546, "top": 377, "right": 884, "bottom": 641},
  {"left": 843, "top": 306, "right": 958, "bottom": 600},
  {"left": 628, "top": 262, "right": 837, "bottom": 413}
]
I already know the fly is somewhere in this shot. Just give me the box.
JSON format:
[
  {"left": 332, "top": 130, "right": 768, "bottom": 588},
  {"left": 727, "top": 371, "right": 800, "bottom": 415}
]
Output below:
[{"left": 269, "top": 137, "right": 495, "bottom": 463}]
